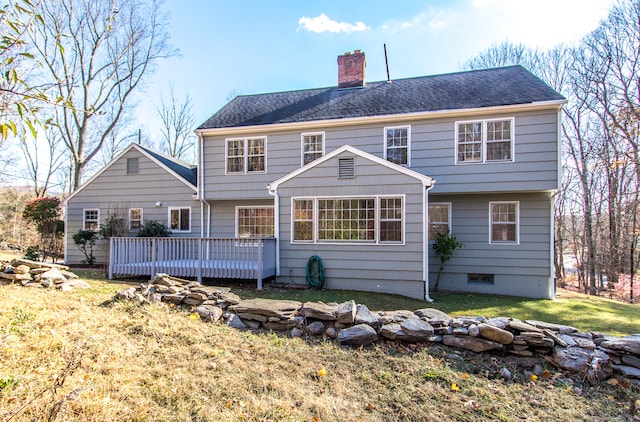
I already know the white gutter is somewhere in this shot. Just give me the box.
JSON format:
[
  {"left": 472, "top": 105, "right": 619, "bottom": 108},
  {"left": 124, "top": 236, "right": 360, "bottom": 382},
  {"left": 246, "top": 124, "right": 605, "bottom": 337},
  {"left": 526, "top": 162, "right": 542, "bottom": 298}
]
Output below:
[
  {"left": 267, "top": 184, "right": 280, "bottom": 276},
  {"left": 423, "top": 181, "right": 436, "bottom": 302}
]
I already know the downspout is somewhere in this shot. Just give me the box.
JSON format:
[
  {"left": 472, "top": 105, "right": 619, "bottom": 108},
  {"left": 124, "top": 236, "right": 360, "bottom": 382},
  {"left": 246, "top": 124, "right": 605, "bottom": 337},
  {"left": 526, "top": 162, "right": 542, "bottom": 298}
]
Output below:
[
  {"left": 196, "top": 132, "right": 211, "bottom": 238},
  {"left": 423, "top": 181, "right": 435, "bottom": 302},
  {"left": 63, "top": 200, "right": 68, "bottom": 264},
  {"left": 267, "top": 184, "right": 280, "bottom": 276}
]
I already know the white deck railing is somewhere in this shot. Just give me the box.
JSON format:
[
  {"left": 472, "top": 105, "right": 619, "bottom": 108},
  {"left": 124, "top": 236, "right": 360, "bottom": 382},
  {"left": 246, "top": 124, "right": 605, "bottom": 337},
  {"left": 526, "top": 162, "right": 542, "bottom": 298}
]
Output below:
[{"left": 108, "top": 237, "right": 277, "bottom": 289}]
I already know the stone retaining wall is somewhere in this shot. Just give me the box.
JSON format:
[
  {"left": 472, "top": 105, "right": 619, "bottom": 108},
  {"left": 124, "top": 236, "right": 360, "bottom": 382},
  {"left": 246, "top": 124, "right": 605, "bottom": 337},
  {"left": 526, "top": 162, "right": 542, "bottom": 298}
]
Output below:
[{"left": 112, "top": 273, "right": 637, "bottom": 385}]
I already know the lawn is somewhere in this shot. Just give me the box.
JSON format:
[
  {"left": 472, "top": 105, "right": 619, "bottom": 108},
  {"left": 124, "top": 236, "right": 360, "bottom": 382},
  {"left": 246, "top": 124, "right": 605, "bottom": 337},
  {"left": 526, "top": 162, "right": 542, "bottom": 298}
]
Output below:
[{"left": 0, "top": 275, "right": 638, "bottom": 421}]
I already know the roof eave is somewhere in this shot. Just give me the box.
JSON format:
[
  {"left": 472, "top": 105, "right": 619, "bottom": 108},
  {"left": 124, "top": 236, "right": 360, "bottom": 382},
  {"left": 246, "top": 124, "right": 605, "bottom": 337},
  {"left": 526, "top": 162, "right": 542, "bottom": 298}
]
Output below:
[{"left": 195, "top": 99, "right": 567, "bottom": 137}]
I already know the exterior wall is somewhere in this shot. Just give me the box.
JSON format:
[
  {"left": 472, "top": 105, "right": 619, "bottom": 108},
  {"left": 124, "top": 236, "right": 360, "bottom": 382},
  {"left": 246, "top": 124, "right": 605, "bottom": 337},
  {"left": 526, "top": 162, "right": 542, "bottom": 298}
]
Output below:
[
  {"left": 65, "top": 148, "right": 201, "bottom": 265},
  {"left": 428, "top": 191, "right": 554, "bottom": 299},
  {"left": 201, "top": 108, "right": 559, "bottom": 199},
  {"left": 210, "top": 199, "right": 274, "bottom": 237},
  {"left": 274, "top": 151, "right": 428, "bottom": 300}
]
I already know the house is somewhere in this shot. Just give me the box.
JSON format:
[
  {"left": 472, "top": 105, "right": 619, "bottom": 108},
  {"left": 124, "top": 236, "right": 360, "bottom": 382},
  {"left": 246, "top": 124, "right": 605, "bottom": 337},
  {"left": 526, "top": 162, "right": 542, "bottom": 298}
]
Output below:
[
  {"left": 65, "top": 49, "right": 566, "bottom": 301},
  {"left": 64, "top": 143, "right": 201, "bottom": 265}
]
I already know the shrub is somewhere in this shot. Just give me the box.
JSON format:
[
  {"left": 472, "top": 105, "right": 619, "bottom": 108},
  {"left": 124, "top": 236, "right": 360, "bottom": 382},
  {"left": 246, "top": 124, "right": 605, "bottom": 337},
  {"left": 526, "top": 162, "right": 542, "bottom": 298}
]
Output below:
[
  {"left": 23, "top": 246, "right": 39, "bottom": 261},
  {"left": 136, "top": 220, "right": 171, "bottom": 237},
  {"left": 433, "top": 231, "right": 462, "bottom": 292},
  {"left": 72, "top": 230, "right": 99, "bottom": 265}
]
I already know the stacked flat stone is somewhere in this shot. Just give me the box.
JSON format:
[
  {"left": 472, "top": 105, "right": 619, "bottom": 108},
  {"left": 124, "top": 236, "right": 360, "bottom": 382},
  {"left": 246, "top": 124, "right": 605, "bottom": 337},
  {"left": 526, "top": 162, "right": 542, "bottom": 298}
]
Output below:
[
  {"left": 0, "top": 259, "right": 89, "bottom": 290},
  {"left": 115, "top": 274, "right": 640, "bottom": 385}
]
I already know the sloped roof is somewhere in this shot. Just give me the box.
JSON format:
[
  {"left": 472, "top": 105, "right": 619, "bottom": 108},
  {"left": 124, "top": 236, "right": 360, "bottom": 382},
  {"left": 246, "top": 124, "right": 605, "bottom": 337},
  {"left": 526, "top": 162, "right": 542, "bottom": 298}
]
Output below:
[
  {"left": 136, "top": 145, "right": 198, "bottom": 187},
  {"left": 198, "top": 65, "right": 565, "bottom": 130}
]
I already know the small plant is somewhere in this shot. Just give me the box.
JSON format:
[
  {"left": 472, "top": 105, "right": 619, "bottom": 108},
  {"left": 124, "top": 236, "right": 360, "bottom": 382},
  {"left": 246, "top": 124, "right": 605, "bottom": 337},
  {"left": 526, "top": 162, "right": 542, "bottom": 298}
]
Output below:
[
  {"left": 23, "top": 246, "right": 40, "bottom": 261},
  {"left": 73, "top": 230, "right": 99, "bottom": 265},
  {"left": 433, "top": 231, "right": 463, "bottom": 292},
  {"left": 137, "top": 220, "right": 171, "bottom": 237}
]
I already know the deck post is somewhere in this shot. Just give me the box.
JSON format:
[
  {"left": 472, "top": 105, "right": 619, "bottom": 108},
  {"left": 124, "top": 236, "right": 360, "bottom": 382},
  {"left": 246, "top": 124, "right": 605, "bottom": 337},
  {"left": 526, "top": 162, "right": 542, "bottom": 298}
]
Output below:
[
  {"left": 197, "top": 239, "right": 202, "bottom": 283},
  {"left": 108, "top": 237, "right": 114, "bottom": 279},
  {"left": 151, "top": 238, "right": 156, "bottom": 278},
  {"left": 256, "top": 239, "right": 263, "bottom": 290}
]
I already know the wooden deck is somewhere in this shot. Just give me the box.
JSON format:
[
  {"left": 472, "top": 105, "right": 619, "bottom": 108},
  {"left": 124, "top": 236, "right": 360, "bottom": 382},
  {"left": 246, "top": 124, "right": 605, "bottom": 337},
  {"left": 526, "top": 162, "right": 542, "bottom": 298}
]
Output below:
[{"left": 108, "top": 237, "right": 276, "bottom": 289}]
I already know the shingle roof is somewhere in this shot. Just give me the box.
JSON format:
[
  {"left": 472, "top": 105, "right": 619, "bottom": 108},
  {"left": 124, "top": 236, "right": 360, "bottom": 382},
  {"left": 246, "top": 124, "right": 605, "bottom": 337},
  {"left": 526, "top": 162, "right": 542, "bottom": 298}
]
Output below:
[
  {"left": 198, "top": 65, "right": 565, "bottom": 130},
  {"left": 137, "top": 145, "right": 198, "bottom": 187}
]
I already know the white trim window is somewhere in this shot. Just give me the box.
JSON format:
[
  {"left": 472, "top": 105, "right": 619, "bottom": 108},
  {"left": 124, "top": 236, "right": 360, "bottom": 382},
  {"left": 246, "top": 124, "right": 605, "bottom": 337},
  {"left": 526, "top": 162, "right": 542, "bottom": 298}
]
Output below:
[
  {"left": 384, "top": 126, "right": 410, "bottom": 166},
  {"left": 490, "top": 201, "right": 519, "bottom": 244},
  {"left": 129, "top": 208, "right": 143, "bottom": 230},
  {"left": 169, "top": 207, "right": 191, "bottom": 232},
  {"left": 428, "top": 203, "right": 451, "bottom": 241},
  {"left": 292, "top": 196, "right": 404, "bottom": 244},
  {"left": 236, "top": 206, "right": 274, "bottom": 238},
  {"left": 292, "top": 199, "right": 314, "bottom": 242},
  {"left": 301, "top": 132, "right": 324, "bottom": 165},
  {"left": 456, "top": 118, "right": 514, "bottom": 163},
  {"left": 83, "top": 209, "right": 99, "bottom": 231},
  {"left": 226, "top": 137, "right": 266, "bottom": 174}
]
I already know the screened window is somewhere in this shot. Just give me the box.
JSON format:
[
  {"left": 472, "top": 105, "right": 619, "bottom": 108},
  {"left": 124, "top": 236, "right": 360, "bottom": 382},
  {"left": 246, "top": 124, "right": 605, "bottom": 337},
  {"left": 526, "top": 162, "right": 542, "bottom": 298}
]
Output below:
[
  {"left": 490, "top": 202, "right": 519, "bottom": 244},
  {"left": 293, "top": 199, "right": 314, "bottom": 241},
  {"left": 83, "top": 209, "right": 99, "bottom": 231},
  {"left": 428, "top": 203, "right": 451, "bottom": 240},
  {"left": 129, "top": 208, "right": 143, "bottom": 230},
  {"left": 226, "top": 137, "right": 266, "bottom": 173},
  {"left": 385, "top": 126, "right": 410, "bottom": 166},
  {"left": 169, "top": 207, "right": 191, "bottom": 232},
  {"left": 292, "top": 196, "right": 403, "bottom": 244},
  {"left": 456, "top": 119, "right": 513, "bottom": 163},
  {"left": 236, "top": 207, "right": 274, "bottom": 238},
  {"left": 302, "top": 133, "right": 324, "bottom": 165},
  {"left": 126, "top": 158, "right": 139, "bottom": 174},
  {"left": 379, "top": 197, "right": 403, "bottom": 242}
]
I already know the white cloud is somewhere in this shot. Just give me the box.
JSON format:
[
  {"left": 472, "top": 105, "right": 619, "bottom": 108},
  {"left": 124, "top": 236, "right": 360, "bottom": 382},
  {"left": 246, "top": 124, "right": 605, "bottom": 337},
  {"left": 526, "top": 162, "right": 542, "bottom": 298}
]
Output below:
[{"left": 298, "top": 13, "right": 369, "bottom": 33}]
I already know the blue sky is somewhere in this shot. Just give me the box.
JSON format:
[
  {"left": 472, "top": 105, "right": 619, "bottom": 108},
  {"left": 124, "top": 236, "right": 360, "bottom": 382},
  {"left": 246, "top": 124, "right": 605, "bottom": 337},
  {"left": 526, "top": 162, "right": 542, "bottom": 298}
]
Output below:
[{"left": 137, "top": 0, "right": 616, "bottom": 140}]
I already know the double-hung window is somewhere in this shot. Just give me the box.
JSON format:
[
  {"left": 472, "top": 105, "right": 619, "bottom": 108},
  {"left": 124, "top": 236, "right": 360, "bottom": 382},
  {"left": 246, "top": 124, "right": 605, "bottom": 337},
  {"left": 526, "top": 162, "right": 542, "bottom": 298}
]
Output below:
[
  {"left": 301, "top": 133, "right": 324, "bottom": 165},
  {"left": 129, "top": 208, "right": 143, "bottom": 230},
  {"left": 456, "top": 118, "right": 513, "bottom": 163},
  {"left": 226, "top": 137, "right": 266, "bottom": 174},
  {"left": 292, "top": 196, "right": 403, "bottom": 244},
  {"left": 384, "top": 126, "right": 410, "bottom": 166},
  {"left": 428, "top": 203, "right": 451, "bottom": 240},
  {"left": 83, "top": 209, "right": 99, "bottom": 231},
  {"left": 169, "top": 207, "right": 191, "bottom": 232},
  {"left": 490, "top": 201, "right": 519, "bottom": 244},
  {"left": 236, "top": 207, "right": 274, "bottom": 238}
]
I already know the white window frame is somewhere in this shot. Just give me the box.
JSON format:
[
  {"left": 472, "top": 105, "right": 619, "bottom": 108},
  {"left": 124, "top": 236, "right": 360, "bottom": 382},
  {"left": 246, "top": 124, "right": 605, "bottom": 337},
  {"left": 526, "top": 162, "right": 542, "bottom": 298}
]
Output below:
[
  {"left": 290, "top": 195, "right": 405, "bottom": 245},
  {"left": 235, "top": 206, "right": 275, "bottom": 238},
  {"left": 168, "top": 207, "right": 191, "bottom": 233},
  {"left": 292, "top": 199, "right": 314, "bottom": 242},
  {"left": 129, "top": 208, "right": 143, "bottom": 231},
  {"left": 301, "top": 132, "right": 325, "bottom": 166},
  {"left": 384, "top": 126, "right": 411, "bottom": 167},
  {"left": 455, "top": 118, "right": 514, "bottom": 164},
  {"left": 83, "top": 208, "right": 99, "bottom": 231},
  {"left": 489, "top": 201, "right": 519, "bottom": 245},
  {"left": 225, "top": 137, "right": 267, "bottom": 174},
  {"left": 428, "top": 202, "right": 452, "bottom": 241}
]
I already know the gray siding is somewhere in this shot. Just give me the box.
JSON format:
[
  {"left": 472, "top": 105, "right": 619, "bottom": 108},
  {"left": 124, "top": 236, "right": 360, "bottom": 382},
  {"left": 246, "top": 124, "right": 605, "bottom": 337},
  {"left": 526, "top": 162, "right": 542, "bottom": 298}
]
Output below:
[
  {"left": 202, "top": 108, "right": 559, "bottom": 199},
  {"left": 428, "top": 192, "right": 553, "bottom": 299},
  {"left": 275, "top": 151, "right": 428, "bottom": 300},
  {"left": 210, "top": 199, "right": 274, "bottom": 237},
  {"left": 65, "top": 148, "right": 201, "bottom": 265}
]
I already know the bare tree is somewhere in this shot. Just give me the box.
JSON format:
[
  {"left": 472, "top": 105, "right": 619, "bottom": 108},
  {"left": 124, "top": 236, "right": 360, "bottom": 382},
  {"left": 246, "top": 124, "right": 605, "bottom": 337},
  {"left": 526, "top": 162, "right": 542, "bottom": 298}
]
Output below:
[
  {"left": 20, "top": 126, "right": 67, "bottom": 197},
  {"left": 28, "top": 0, "right": 176, "bottom": 191},
  {"left": 156, "top": 85, "right": 196, "bottom": 163}
]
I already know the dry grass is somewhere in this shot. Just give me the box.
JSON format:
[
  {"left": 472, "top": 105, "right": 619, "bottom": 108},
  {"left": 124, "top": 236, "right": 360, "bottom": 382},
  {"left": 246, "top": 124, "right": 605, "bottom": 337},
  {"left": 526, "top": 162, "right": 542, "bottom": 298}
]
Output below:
[{"left": 0, "top": 279, "right": 638, "bottom": 421}]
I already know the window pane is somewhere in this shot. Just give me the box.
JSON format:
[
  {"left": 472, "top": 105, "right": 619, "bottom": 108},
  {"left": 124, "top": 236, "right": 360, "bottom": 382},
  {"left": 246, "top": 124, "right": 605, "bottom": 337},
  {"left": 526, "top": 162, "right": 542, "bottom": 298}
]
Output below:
[
  {"left": 130, "top": 208, "right": 142, "bottom": 230},
  {"left": 84, "top": 209, "right": 98, "bottom": 231},
  {"left": 428, "top": 204, "right": 450, "bottom": 240},
  {"left": 486, "top": 120, "right": 512, "bottom": 161},
  {"left": 491, "top": 203, "right": 517, "bottom": 243},
  {"left": 180, "top": 209, "right": 190, "bottom": 231},
  {"left": 457, "top": 122, "right": 482, "bottom": 162},
  {"left": 386, "top": 128, "right": 409, "bottom": 165},
  {"left": 247, "top": 138, "right": 265, "bottom": 172},
  {"left": 238, "top": 207, "right": 274, "bottom": 238},
  {"left": 170, "top": 209, "right": 179, "bottom": 230},
  {"left": 227, "top": 140, "right": 244, "bottom": 173}
]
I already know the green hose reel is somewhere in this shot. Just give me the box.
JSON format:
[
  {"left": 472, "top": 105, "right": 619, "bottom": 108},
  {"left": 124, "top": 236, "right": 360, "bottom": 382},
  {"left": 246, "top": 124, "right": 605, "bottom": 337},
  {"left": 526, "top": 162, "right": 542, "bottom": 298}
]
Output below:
[{"left": 305, "top": 255, "right": 325, "bottom": 289}]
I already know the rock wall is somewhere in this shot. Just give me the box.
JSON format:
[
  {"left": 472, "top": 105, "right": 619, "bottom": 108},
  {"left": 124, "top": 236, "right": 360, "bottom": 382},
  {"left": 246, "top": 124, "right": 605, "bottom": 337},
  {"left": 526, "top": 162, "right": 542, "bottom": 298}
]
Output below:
[
  {"left": 0, "top": 258, "right": 90, "bottom": 290},
  {"left": 116, "top": 273, "right": 640, "bottom": 385}
]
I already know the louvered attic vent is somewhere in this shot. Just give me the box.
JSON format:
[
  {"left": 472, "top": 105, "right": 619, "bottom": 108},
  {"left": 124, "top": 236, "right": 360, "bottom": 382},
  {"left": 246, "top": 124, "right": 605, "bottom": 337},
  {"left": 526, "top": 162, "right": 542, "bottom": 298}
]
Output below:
[{"left": 338, "top": 157, "right": 355, "bottom": 178}]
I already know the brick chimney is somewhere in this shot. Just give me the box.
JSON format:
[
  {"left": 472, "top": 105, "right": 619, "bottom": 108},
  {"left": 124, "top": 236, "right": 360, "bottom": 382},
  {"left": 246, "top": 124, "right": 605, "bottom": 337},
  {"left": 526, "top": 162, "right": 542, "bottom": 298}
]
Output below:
[{"left": 337, "top": 50, "right": 366, "bottom": 88}]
